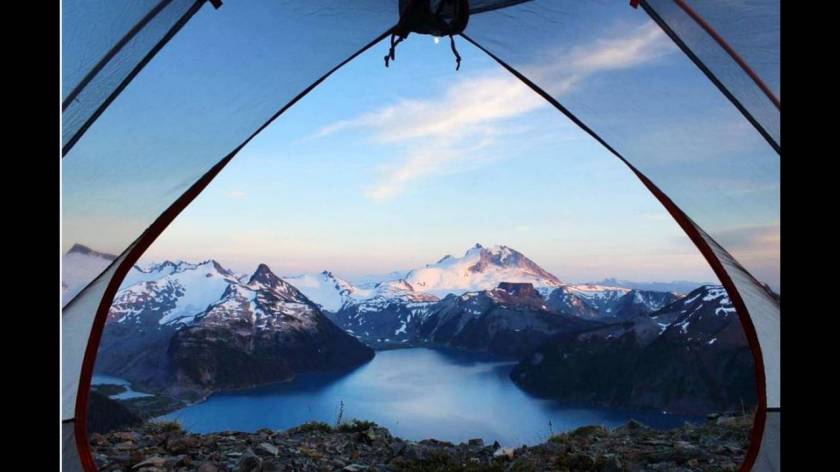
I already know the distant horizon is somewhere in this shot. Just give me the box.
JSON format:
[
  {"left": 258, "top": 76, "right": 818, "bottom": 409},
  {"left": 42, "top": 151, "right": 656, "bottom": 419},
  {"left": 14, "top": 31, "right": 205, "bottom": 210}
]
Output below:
[{"left": 67, "top": 242, "right": 717, "bottom": 288}]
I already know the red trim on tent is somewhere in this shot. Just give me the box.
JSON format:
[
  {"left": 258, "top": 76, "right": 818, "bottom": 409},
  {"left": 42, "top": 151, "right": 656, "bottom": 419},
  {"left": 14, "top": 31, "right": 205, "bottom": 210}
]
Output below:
[
  {"left": 630, "top": 0, "right": 641, "bottom": 8},
  {"left": 670, "top": 0, "right": 780, "bottom": 110},
  {"left": 461, "top": 32, "right": 770, "bottom": 472},
  {"left": 70, "top": 28, "right": 394, "bottom": 471}
]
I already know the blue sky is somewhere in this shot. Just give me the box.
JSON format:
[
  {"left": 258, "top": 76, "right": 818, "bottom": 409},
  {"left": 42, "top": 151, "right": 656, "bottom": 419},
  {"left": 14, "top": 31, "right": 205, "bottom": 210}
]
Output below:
[
  {"left": 135, "top": 34, "right": 723, "bottom": 284},
  {"left": 64, "top": 2, "right": 779, "bottom": 288}
]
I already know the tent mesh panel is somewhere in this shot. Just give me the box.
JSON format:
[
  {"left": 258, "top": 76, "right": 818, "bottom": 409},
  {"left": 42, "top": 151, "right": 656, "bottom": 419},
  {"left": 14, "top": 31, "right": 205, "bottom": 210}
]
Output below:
[
  {"left": 642, "top": 0, "right": 779, "bottom": 149},
  {"left": 62, "top": 0, "right": 204, "bottom": 153}
]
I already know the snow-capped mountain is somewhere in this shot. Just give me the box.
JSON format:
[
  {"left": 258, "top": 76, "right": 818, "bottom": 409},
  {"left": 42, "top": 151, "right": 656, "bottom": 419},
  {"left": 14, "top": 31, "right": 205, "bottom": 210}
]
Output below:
[
  {"left": 328, "top": 279, "right": 439, "bottom": 347},
  {"left": 62, "top": 243, "right": 118, "bottom": 305},
  {"left": 404, "top": 244, "right": 564, "bottom": 299},
  {"left": 512, "top": 285, "right": 755, "bottom": 415},
  {"left": 317, "top": 245, "right": 683, "bottom": 344},
  {"left": 281, "top": 271, "right": 372, "bottom": 312},
  {"left": 167, "top": 264, "right": 373, "bottom": 397},
  {"left": 97, "top": 261, "right": 373, "bottom": 398},
  {"left": 352, "top": 271, "right": 408, "bottom": 289},
  {"left": 110, "top": 260, "right": 240, "bottom": 327}
]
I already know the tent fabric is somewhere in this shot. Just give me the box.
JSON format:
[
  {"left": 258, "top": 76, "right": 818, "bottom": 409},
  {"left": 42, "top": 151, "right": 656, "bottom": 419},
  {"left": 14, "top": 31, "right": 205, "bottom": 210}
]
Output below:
[
  {"left": 62, "top": 421, "right": 83, "bottom": 472},
  {"left": 62, "top": 0, "right": 162, "bottom": 100},
  {"left": 62, "top": 0, "right": 206, "bottom": 155},
  {"left": 63, "top": 248, "right": 133, "bottom": 421},
  {"left": 640, "top": 0, "right": 780, "bottom": 152},
  {"left": 755, "top": 411, "right": 781, "bottom": 472},
  {"left": 61, "top": 1, "right": 780, "bottom": 470},
  {"left": 701, "top": 227, "right": 780, "bottom": 409}
]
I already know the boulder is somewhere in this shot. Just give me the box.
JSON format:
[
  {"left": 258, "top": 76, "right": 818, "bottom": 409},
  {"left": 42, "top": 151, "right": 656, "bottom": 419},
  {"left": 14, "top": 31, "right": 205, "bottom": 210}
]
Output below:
[
  {"left": 131, "top": 456, "right": 167, "bottom": 470},
  {"left": 196, "top": 462, "right": 219, "bottom": 472},
  {"left": 235, "top": 449, "right": 262, "bottom": 472},
  {"left": 255, "top": 442, "right": 278, "bottom": 457}
]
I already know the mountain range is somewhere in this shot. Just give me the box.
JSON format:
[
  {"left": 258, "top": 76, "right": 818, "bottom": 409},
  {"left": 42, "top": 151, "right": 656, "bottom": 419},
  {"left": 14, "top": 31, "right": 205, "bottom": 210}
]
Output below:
[{"left": 66, "top": 242, "right": 751, "bottom": 414}]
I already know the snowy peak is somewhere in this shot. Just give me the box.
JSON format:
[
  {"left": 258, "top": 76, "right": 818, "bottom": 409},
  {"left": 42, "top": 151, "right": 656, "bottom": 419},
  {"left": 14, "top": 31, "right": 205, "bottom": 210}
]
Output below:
[
  {"left": 247, "top": 264, "right": 310, "bottom": 304},
  {"left": 110, "top": 259, "right": 242, "bottom": 327},
  {"left": 404, "top": 244, "right": 564, "bottom": 298},
  {"left": 371, "top": 279, "right": 439, "bottom": 303},
  {"left": 197, "top": 267, "right": 318, "bottom": 331},
  {"left": 281, "top": 270, "right": 370, "bottom": 312},
  {"left": 110, "top": 260, "right": 319, "bottom": 330},
  {"left": 248, "top": 263, "right": 281, "bottom": 287}
]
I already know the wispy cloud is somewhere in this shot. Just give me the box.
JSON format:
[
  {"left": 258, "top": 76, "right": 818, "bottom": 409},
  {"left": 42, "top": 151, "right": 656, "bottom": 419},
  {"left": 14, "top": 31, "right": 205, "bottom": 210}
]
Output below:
[
  {"left": 364, "top": 136, "right": 501, "bottom": 200},
  {"left": 524, "top": 22, "right": 674, "bottom": 93},
  {"left": 313, "top": 75, "right": 547, "bottom": 144},
  {"left": 313, "top": 21, "right": 672, "bottom": 201}
]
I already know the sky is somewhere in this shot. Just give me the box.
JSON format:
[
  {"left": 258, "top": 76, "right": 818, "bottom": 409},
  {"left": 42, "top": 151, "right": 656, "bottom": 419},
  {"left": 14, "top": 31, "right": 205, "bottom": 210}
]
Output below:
[
  {"left": 132, "top": 34, "right": 718, "bottom": 284},
  {"left": 63, "top": 1, "right": 780, "bottom": 288}
]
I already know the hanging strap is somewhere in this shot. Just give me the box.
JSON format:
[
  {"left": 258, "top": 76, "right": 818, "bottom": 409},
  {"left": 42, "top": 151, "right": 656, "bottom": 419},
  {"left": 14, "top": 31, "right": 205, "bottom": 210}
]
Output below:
[
  {"left": 449, "top": 35, "right": 461, "bottom": 71},
  {"left": 384, "top": 33, "right": 407, "bottom": 67}
]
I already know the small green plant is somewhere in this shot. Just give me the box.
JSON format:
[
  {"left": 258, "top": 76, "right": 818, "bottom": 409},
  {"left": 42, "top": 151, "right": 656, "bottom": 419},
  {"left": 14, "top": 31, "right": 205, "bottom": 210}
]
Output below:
[
  {"left": 568, "top": 425, "right": 607, "bottom": 438},
  {"left": 293, "top": 421, "right": 333, "bottom": 434},
  {"left": 336, "top": 419, "right": 377, "bottom": 433},
  {"left": 147, "top": 419, "right": 183, "bottom": 433}
]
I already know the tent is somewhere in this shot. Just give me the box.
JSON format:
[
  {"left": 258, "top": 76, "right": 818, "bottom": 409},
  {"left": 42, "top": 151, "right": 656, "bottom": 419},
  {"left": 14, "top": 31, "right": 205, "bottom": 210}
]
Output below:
[{"left": 61, "top": 1, "right": 780, "bottom": 470}]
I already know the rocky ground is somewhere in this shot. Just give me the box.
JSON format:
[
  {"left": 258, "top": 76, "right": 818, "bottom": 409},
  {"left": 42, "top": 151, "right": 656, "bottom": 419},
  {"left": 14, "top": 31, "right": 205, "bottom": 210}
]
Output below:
[{"left": 89, "top": 414, "right": 752, "bottom": 472}]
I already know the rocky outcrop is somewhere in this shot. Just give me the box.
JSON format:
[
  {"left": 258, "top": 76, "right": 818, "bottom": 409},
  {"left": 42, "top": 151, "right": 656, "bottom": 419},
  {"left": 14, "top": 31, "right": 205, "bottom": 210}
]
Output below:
[{"left": 89, "top": 414, "right": 753, "bottom": 471}]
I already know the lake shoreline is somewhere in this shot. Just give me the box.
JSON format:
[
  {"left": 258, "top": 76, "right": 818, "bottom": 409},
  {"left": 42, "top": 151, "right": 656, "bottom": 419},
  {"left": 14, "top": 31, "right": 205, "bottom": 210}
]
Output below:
[
  {"left": 149, "top": 347, "right": 700, "bottom": 447},
  {"left": 94, "top": 347, "right": 704, "bottom": 446}
]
